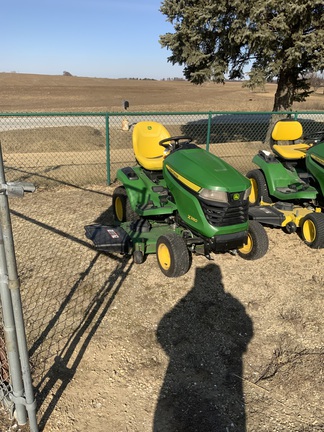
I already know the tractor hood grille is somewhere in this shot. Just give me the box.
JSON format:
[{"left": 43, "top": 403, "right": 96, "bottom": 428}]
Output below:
[{"left": 199, "top": 195, "right": 249, "bottom": 227}]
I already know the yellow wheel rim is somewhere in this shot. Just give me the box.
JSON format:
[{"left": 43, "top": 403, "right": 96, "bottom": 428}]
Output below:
[
  {"left": 239, "top": 234, "right": 253, "bottom": 254},
  {"left": 249, "top": 178, "right": 258, "bottom": 204},
  {"left": 157, "top": 243, "right": 171, "bottom": 271},
  {"left": 115, "top": 197, "right": 123, "bottom": 221},
  {"left": 303, "top": 219, "right": 316, "bottom": 243}
]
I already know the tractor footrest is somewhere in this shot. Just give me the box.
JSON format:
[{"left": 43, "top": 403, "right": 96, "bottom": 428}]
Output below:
[
  {"left": 152, "top": 186, "right": 169, "bottom": 196},
  {"left": 249, "top": 206, "right": 286, "bottom": 226},
  {"left": 138, "top": 201, "right": 156, "bottom": 210},
  {"left": 85, "top": 224, "right": 131, "bottom": 253},
  {"left": 275, "top": 187, "right": 298, "bottom": 194}
]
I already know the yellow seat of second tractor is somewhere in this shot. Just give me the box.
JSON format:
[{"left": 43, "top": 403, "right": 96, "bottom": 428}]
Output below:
[{"left": 271, "top": 120, "right": 311, "bottom": 160}]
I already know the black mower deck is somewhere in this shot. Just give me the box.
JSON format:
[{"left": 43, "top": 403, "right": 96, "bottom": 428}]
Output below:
[
  {"left": 85, "top": 224, "right": 131, "bottom": 253},
  {"left": 85, "top": 221, "right": 186, "bottom": 256}
]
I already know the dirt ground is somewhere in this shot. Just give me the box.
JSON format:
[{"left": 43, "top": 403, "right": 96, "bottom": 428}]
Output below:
[
  {"left": 2, "top": 183, "right": 322, "bottom": 432},
  {"left": 0, "top": 74, "right": 323, "bottom": 432}
]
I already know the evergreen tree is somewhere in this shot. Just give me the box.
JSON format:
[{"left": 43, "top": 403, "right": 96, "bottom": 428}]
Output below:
[{"left": 160, "top": 0, "right": 324, "bottom": 111}]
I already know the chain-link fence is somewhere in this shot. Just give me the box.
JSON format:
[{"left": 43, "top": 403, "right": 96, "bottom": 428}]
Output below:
[
  {"left": 1, "top": 111, "right": 323, "bottom": 187},
  {"left": 0, "top": 111, "right": 324, "bottom": 430}
]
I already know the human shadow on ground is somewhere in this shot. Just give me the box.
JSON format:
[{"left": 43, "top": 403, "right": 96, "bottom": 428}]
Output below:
[{"left": 154, "top": 263, "right": 253, "bottom": 432}]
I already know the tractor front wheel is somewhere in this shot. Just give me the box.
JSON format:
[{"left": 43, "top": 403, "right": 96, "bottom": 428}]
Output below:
[
  {"left": 246, "top": 169, "right": 272, "bottom": 206},
  {"left": 133, "top": 250, "right": 145, "bottom": 264},
  {"left": 237, "top": 220, "right": 269, "bottom": 260},
  {"left": 301, "top": 213, "right": 324, "bottom": 248},
  {"left": 156, "top": 233, "right": 191, "bottom": 277},
  {"left": 112, "top": 186, "right": 137, "bottom": 222}
]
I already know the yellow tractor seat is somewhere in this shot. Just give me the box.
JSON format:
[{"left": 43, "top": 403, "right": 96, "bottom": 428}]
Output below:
[
  {"left": 272, "top": 120, "right": 303, "bottom": 142},
  {"left": 272, "top": 143, "right": 310, "bottom": 160},
  {"left": 132, "top": 121, "right": 171, "bottom": 171},
  {"left": 271, "top": 120, "right": 311, "bottom": 160}
]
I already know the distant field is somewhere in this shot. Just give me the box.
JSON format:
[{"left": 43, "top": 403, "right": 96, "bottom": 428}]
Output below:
[
  {"left": 0, "top": 73, "right": 323, "bottom": 187},
  {"left": 0, "top": 72, "right": 323, "bottom": 113},
  {"left": 0, "top": 75, "right": 323, "bottom": 432}
]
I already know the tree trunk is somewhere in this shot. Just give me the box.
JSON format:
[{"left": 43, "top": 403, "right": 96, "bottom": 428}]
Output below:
[
  {"left": 261, "top": 71, "right": 298, "bottom": 146},
  {"left": 273, "top": 71, "right": 296, "bottom": 111}
]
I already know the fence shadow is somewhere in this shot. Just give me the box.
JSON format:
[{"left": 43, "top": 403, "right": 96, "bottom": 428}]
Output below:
[
  {"left": 5, "top": 166, "right": 112, "bottom": 196},
  {"left": 11, "top": 206, "right": 131, "bottom": 430},
  {"left": 154, "top": 263, "right": 253, "bottom": 432},
  {"left": 34, "top": 255, "right": 133, "bottom": 431}
]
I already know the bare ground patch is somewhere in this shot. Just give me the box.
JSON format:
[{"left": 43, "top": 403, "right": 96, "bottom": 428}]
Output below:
[{"left": 1, "top": 184, "right": 322, "bottom": 431}]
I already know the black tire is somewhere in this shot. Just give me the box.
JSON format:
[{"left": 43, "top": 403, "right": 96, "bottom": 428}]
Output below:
[
  {"left": 237, "top": 220, "right": 269, "bottom": 260},
  {"left": 133, "top": 250, "right": 145, "bottom": 264},
  {"left": 300, "top": 213, "right": 324, "bottom": 249},
  {"left": 112, "top": 186, "right": 137, "bottom": 222},
  {"left": 246, "top": 169, "right": 272, "bottom": 206},
  {"left": 156, "top": 233, "right": 191, "bottom": 277},
  {"left": 284, "top": 221, "right": 297, "bottom": 234}
]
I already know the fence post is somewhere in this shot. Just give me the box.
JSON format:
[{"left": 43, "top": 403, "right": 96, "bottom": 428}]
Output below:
[
  {"left": 0, "top": 146, "right": 38, "bottom": 432},
  {"left": 105, "top": 113, "right": 111, "bottom": 184},
  {"left": 0, "top": 228, "right": 26, "bottom": 425}
]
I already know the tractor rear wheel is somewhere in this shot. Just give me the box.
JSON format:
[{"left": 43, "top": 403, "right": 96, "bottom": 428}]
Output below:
[
  {"left": 301, "top": 213, "right": 324, "bottom": 248},
  {"left": 112, "top": 186, "right": 137, "bottom": 222},
  {"left": 246, "top": 169, "right": 272, "bottom": 206},
  {"left": 156, "top": 233, "right": 191, "bottom": 277},
  {"left": 237, "top": 220, "right": 269, "bottom": 260}
]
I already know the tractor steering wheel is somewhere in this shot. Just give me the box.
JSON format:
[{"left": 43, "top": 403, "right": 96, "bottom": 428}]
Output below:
[
  {"left": 159, "top": 136, "right": 193, "bottom": 150},
  {"left": 304, "top": 131, "right": 324, "bottom": 146}
]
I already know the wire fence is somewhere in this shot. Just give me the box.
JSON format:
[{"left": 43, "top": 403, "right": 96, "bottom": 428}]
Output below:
[
  {"left": 0, "top": 110, "right": 323, "bottom": 430},
  {"left": 1, "top": 111, "right": 323, "bottom": 188}
]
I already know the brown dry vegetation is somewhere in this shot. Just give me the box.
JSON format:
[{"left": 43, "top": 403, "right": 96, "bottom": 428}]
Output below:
[
  {"left": 0, "top": 72, "right": 323, "bottom": 113},
  {"left": 0, "top": 74, "right": 323, "bottom": 432}
]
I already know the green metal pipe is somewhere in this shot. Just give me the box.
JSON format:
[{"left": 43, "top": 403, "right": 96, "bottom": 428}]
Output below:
[{"left": 105, "top": 114, "right": 111, "bottom": 184}]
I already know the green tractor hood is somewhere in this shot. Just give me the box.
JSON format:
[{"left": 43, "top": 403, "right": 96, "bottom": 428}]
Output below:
[
  {"left": 163, "top": 147, "right": 251, "bottom": 238},
  {"left": 164, "top": 147, "right": 250, "bottom": 193}
]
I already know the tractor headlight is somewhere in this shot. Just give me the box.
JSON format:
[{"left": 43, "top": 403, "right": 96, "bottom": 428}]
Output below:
[
  {"left": 199, "top": 188, "right": 228, "bottom": 203},
  {"left": 243, "top": 186, "right": 251, "bottom": 201}
]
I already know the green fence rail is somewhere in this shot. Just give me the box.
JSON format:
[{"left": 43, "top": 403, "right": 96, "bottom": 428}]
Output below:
[{"left": 0, "top": 111, "right": 323, "bottom": 187}]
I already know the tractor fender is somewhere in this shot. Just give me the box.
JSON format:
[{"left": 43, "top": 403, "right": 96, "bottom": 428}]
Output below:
[
  {"left": 252, "top": 153, "right": 306, "bottom": 197},
  {"left": 116, "top": 167, "right": 176, "bottom": 216},
  {"left": 116, "top": 167, "right": 148, "bottom": 212}
]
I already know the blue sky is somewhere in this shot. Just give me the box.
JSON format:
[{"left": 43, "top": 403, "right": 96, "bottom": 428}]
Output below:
[{"left": 2, "top": 0, "right": 184, "bottom": 79}]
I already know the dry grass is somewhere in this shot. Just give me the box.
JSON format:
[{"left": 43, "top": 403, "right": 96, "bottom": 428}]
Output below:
[{"left": 0, "top": 72, "right": 323, "bottom": 113}]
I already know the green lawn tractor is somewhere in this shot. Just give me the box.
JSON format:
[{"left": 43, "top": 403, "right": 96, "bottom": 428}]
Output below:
[
  {"left": 85, "top": 121, "right": 268, "bottom": 277},
  {"left": 247, "top": 118, "right": 324, "bottom": 248}
]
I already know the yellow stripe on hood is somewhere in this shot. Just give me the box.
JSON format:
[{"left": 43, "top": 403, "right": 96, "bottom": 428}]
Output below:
[{"left": 166, "top": 164, "right": 201, "bottom": 192}]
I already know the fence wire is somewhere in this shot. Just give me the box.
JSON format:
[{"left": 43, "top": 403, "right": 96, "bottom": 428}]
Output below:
[
  {"left": 0, "top": 110, "right": 323, "bottom": 429},
  {"left": 0, "top": 111, "right": 323, "bottom": 187},
  {"left": 0, "top": 327, "right": 12, "bottom": 418}
]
